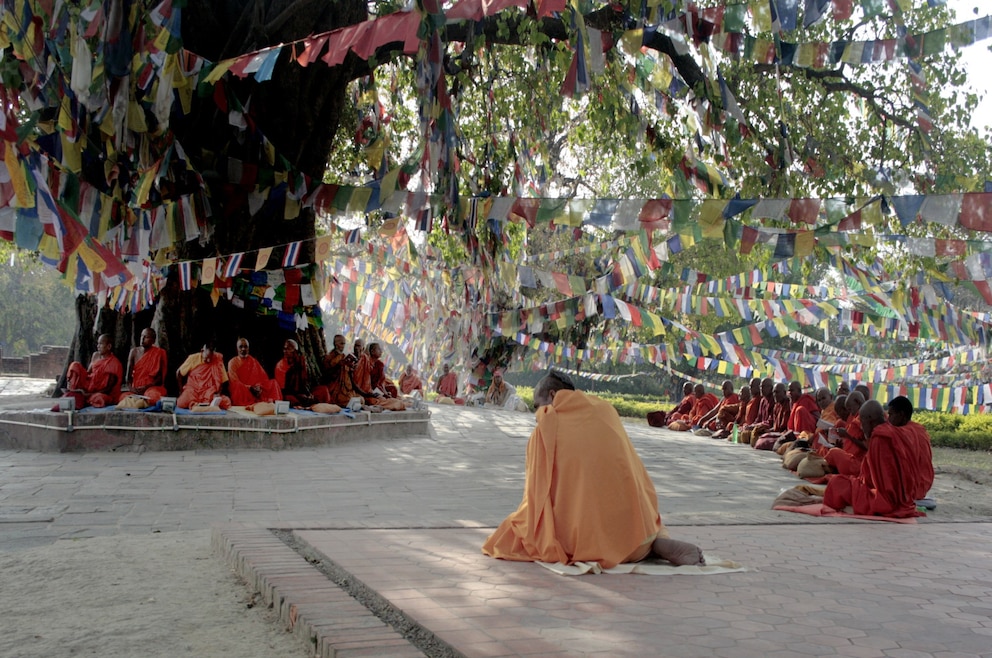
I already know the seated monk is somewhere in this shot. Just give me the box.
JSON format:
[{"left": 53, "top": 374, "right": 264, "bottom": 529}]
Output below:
[
  {"left": 434, "top": 363, "right": 461, "bottom": 402},
  {"left": 274, "top": 339, "right": 316, "bottom": 407},
  {"left": 885, "top": 396, "right": 935, "bottom": 503},
  {"left": 654, "top": 382, "right": 694, "bottom": 427},
  {"left": 62, "top": 333, "right": 123, "bottom": 408},
  {"left": 482, "top": 371, "right": 705, "bottom": 568},
  {"left": 120, "top": 328, "right": 168, "bottom": 404},
  {"left": 397, "top": 364, "right": 423, "bottom": 395},
  {"left": 813, "top": 393, "right": 848, "bottom": 457},
  {"left": 825, "top": 391, "right": 868, "bottom": 475},
  {"left": 668, "top": 384, "right": 718, "bottom": 431},
  {"left": 741, "top": 377, "right": 774, "bottom": 446},
  {"left": 484, "top": 369, "right": 511, "bottom": 407},
  {"left": 351, "top": 342, "right": 406, "bottom": 411},
  {"left": 697, "top": 380, "right": 740, "bottom": 433},
  {"left": 712, "top": 384, "right": 751, "bottom": 440},
  {"left": 752, "top": 382, "right": 791, "bottom": 449},
  {"left": 312, "top": 334, "right": 348, "bottom": 406},
  {"left": 367, "top": 343, "right": 399, "bottom": 398},
  {"left": 786, "top": 381, "right": 819, "bottom": 435},
  {"left": 176, "top": 342, "right": 231, "bottom": 410},
  {"left": 823, "top": 400, "right": 933, "bottom": 518},
  {"left": 227, "top": 338, "right": 281, "bottom": 406}
]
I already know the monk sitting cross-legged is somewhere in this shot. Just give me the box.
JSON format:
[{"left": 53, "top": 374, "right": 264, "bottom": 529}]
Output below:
[
  {"left": 752, "top": 382, "right": 791, "bottom": 449},
  {"left": 885, "top": 395, "right": 935, "bottom": 504},
  {"left": 825, "top": 391, "right": 868, "bottom": 475},
  {"left": 740, "top": 377, "right": 774, "bottom": 446},
  {"left": 712, "top": 384, "right": 751, "bottom": 440},
  {"left": 397, "top": 364, "right": 423, "bottom": 396},
  {"left": 482, "top": 371, "right": 705, "bottom": 569},
  {"left": 651, "top": 382, "right": 694, "bottom": 427},
  {"left": 668, "top": 384, "right": 718, "bottom": 432},
  {"left": 434, "top": 363, "right": 462, "bottom": 403},
  {"left": 823, "top": 399, "right": 934, "bottom": 518},
  {"left": 176, "top": 342, "right": 231, "bottom": 410},
  {"left": 120, "top": 328, "right": 168, "bottom": 404},
  {"left": 367, "top": 343, "right": 400, "bottom": 398},
  {"left": 227, "top": 338, "right": 281, "bottom": 407},
  {"left": 61, "top": 333, "right": 123, "bottom": 409},
  {"left": 275, "top": 339, "right": 316, "bottom": 408},
  {"left": 696, "top": 380, "right": 740, "bottom": 434}
]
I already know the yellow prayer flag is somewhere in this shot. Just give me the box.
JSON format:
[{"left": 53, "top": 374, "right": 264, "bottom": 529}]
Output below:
[
  {"left": 346, "top": 188, "right": 372, "bottom": 214},
  {"left": 60, "top": 133, "right": 83, "bottom": 173},
  {"left": 4, "top": 142, "right": 33, "bottom": 208},
  {"left": 794, "top": 231, "right": 815, "bottom": 257},
  {"left": 255, "top": 247, "right": 273, "bottom": 271},
  {"left": 284, "top": 196, "right": 301, "bottom": 219},
  {"left": 751, "top": 1, "right": 772, "bottom": 32},
  {"left": 860, "top": 200, "right": 883, "bottom": 225},
  {"left": 698, "top": 201, "right": 725, "bottom": 239},
  {"left": 128, "top": 101, "right": 148, "bottom": 133},
  {"left": 314, "top": 235, "right": 332, "bottom": 262},
  {"left": 203, "top": 60, "right": 235, "bottom": 84},
  {"left": 201, "top": 257, "right": 217, "bottom": 285},
  {"left": 620, "top": 29, "right": 643, "bottom": 57},
  {"left": 78, "top": 242, "right": 107, "bottom": 273}
]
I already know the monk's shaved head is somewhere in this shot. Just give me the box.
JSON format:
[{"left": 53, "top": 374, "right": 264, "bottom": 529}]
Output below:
[
  {"left": 834, "top": 394, "right": 849, "bottom": 420},
  {"left": 815, "top": 387, "right": 833, "bottom": 410},
  {"left": 846, "top": 391, "right": 865, "bottom": 417},
  {"left": 887, "top": 396, "right": 914, "bottom": 427},
  {"left": 740, "top": 384, "right": 751, "bottom": 402},
  {"left": 534, "top": 370, "right": 576, "bottom": 408},
  {"left": 859, "top": 400, "right": 886, "bottom": 439}
]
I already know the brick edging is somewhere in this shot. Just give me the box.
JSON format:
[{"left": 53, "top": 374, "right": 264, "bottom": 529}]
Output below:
[{"left": 212, "top": 525, "right": 424, "bottom": 658}]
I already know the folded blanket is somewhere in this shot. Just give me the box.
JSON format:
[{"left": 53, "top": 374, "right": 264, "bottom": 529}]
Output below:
[{"left": 773, "top": 502, "right": 918, "bottom": 524}]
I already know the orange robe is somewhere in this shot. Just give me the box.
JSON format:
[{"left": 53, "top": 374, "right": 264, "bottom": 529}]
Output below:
[
  {"left": 689, "top": 393, "right": 719, "bottom": 425},
  {"left": 177, "top": 354, "right": 231, "bottom": 409},
  {"left": 707, "top": 393, "right": 741, "bottom": 430},
  {"left": 824, "top": 423, "right": 932, "bottom": 518},
  {"left": 436, "top": 372, "right": 459, "bottom": 397},
  {"left": 743, "top": 397, "right": 761, "bottom": 425},
  {"left": 313, "top": 351, "right": 347, "bottom": 405},
  {"left": 67, "top": 355, "right": 123, "bottom": 408},
  {"left": 826, "top": 416, "right": 866, "bottom": 475},
  {"left": 352, "top": 353, "right": 373, "bottom": 394},
  {"left": 667, "top": 394, "right": 696, "bottom": 421},
  {"left": 125, "top": 346, "right": 168, "bottom": 403},
  {"left": 227, "top": 355, "right": 281, "bottom": 406},
  {"left": 787, "top": 393, "right": 819, "bottom": 434},
  {"left": 398, "top": 373, "right": 423, "bottom": 395},
  {"left": 482, "top": 390, "right": 663, "bottom": 568},
  {"left": 369, "top": 359, "right": 399, "bottom": 398},
  {"left": 902, "top": 421, "right": 935, "bottom": 500}
]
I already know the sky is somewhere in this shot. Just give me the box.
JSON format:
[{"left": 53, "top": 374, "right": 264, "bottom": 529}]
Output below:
[{"left": 948, "top": 0, "right": 992, "bottom": 133}]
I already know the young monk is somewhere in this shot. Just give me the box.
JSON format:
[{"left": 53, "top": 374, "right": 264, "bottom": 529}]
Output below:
[
  {"left": 62, "top": 333, "right": 123, "bottom": 408},
  {"left": 740, "top": 377, "right": 774, "bottom": 445},
  {"left": 752, "top": 382, "right": 791, "bottom": 449},
  {"left": 227, "top": 338, "right": 281, "bottom": 406},
  {"left": 697, "top": 380, "right": 740, "bottom": 433},
  {"left": 786, "top": 381, "right": 820, "bottom": 435},
  {"left": 712, "top": 384, "right": 751, "bottom": 440},
  {"left": 823, "top": 400, "right": 933, "bottom": 518},
  {"left": 121, "top": 328, "right": 168, "bottom": 403},
  {"left": 435, "top": 363, "right": 459, "bottom": 399},
  {"left": 885, "top": 396, "right": 935, "bottom": 503},
  {"left": 669, "top": 385, "right": 718, "bottom": 431},
  {"left": 483, "top": 371, "right": 705, "bottom": 568},
  {"left": 176, "top": 342, "right": 231, "bottom": 409},
  {"left": 660, "top": 382, "right": 695, "bottom": 426},
  {"left": 367, "top": 343, "right": 399, "bottom": 398},
  {"left": 825, "top": 391, "right": 867, "bottom": 475},
  {"left": 397, "top": 365, "right": 423, "bottom": 395},
  {"left": 275, "top": 339, "right": 316, "bottom": 407}
]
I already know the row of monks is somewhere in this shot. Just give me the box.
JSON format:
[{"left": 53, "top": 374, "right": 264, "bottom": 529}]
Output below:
[
  {"left": 59, "top": 330, "right": 418, "bottom": 413},
  {"left": 651, "top": 377, "right": 935, "bottom": 518}
]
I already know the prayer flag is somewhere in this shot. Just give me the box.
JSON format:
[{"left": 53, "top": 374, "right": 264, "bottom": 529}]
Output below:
[
  {"left": 282, "top": 241, "right": 301, "bottom": 267},
  {"left": 224, "top": 253, "right": 243, "bottom": 278},
  {"left": 201, "top": 257, "right": 217, "bottom": 285},
  {"left": 179, "top": 261, "right": 192, "bottom": 290},
  {"left": 254, "top": 247, "right": 273, "bottom": 271}
]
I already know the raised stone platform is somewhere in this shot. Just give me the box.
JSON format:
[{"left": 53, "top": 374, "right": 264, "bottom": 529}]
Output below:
[{"left": 0, "top": 407, "right": 430, "bottom": 452}]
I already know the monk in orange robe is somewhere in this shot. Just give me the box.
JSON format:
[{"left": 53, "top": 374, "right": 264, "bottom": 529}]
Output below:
[
  {"left": 753, "top": 382, "right": 791, "bottom": 449},
  {"left": 712, "top": 384, "right": 751, "bottom": 440},
  {"left": 176, "top": 342, "right": 231, "bottom": 410},
  {"left": 397, "top": 365, "right": 423, "bottom": 395},
  {"left": 313, "top": 334, "right": 347, "bottom": 405},
  {"left": 824, "top": 400, "right": 932, "bottom": 518},
  {"left": 826, "top": 392, "right": 868, "bottom": 475},
  {"left": 351, "top": 339, "right": 373, "bottom": 394},
  {"left": 275, "top": 339, "right": 316, "bottom": 407},
  {"left": 63, "top": 333, "right": 123, "bottom": 408},
  {"left": 813, "top": 393, "right": 848, "bottom": 457},
  {"left": 885, "top": 396, "right": 935, "bottom": 502},
  {"left": 669, "top": 385, "right": 718, "bottom": 431},
  {"left": 227, "top": 338, "right": 281, "bottom": 406},
  {"left": 367, "top": 343, "right": 400, "bottom": 398},
  {"left": 786, "top": 381, "right": 820, "bottom": 435},
  {"left": 698, "top": 380, "right": 740, "bottom": 432},
  {"left": 121, "top": 328, "right": 168, "bottom": 403},
  {"left": 658, "top": 382, "right": 695, "bottom": 426},
  {"left": 482, "top": 372, "right": 705, "bottom": 569},
  {"left": 741, "top": 378, "right": 775, "bottom": 445},
  {"left": 435, "top": 364, "right": 460, "bottom": 399}
]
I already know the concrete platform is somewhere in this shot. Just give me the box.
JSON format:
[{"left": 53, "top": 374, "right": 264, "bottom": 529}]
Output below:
[{"left": 0, "top": 407, "right": 430, "bottom": 452}]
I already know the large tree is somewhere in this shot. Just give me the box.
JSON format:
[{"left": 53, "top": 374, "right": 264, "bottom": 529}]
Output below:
[{"left": 1, "top": 0, "right": 989, "bottom": 392}]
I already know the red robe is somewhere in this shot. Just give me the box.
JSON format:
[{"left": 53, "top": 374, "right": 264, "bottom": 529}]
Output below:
[
  {"left": 689, "top": 393, "right": 719, "bottom": 425},
  {"left": 436, "top": 372, "right": 459, "bottom": 397},
  {"left": 125, "top": 345, "right": 168, "bottom": 403},
  {"left": 787, "top": 393, "right": 819, "bottom": 434},
  {"left": 275, "top": 357, "right": 314, "bottom": 406},
  {"left": 67, "top": 355, "right": 123, "bottom": 408},
  {"left": 398, "top": 373, "right": 423, "bottom": 395},
  {"left": 369, "top": 358, "right": 399, "bottom": 398},
  {"left": 352, "top": 353, "right": 373, "bottom": 394},
  {"left": 177, "top": 353, "right": 231, "bottom": 409},
  {"left": 826, "top": 416, "right": 866, "bottom": 475},
  {"left": 824, "top": 422, "right": 931, "bottom": 518},
  {"left": 743, "top": 397, "right": 761, "bottom": 425},
  {"left": 902, "top": 421, "right": 935, "bottom": 500},
  {"left": 667, "top": 393, "right": 695, "bottom": 421},
  {"left": 769, "top": 399, "right": 791, "bottom": 432},
  {"left": 227, "top": 355, "right": 281, "bottom": 406},
  {"left": 707, "top": 393, "right": 741, "bottom": 430}
]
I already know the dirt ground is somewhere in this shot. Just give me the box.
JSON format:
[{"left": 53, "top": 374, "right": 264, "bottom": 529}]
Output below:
[{"left": 0, "top": 530, "right": 314, "bottom": 658}]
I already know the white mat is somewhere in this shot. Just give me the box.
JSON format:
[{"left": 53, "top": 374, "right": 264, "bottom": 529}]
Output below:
[{"left": 537, "top": 555, "right": 747, "bottom": 576}]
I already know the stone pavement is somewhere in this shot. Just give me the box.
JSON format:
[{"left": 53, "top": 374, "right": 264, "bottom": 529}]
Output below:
[{"left": 2, "top": 386, "right": 992, "bottom": 656}]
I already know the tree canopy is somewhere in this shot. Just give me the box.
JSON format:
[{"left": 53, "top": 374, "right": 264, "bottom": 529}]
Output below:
[{"left": 1, "top": 0, "right": 992, "bottom": 410}]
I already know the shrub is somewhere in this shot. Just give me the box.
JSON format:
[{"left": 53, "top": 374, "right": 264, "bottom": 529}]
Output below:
[{"left": 917, "top": 411, "right": 992, "bottom": 451}]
